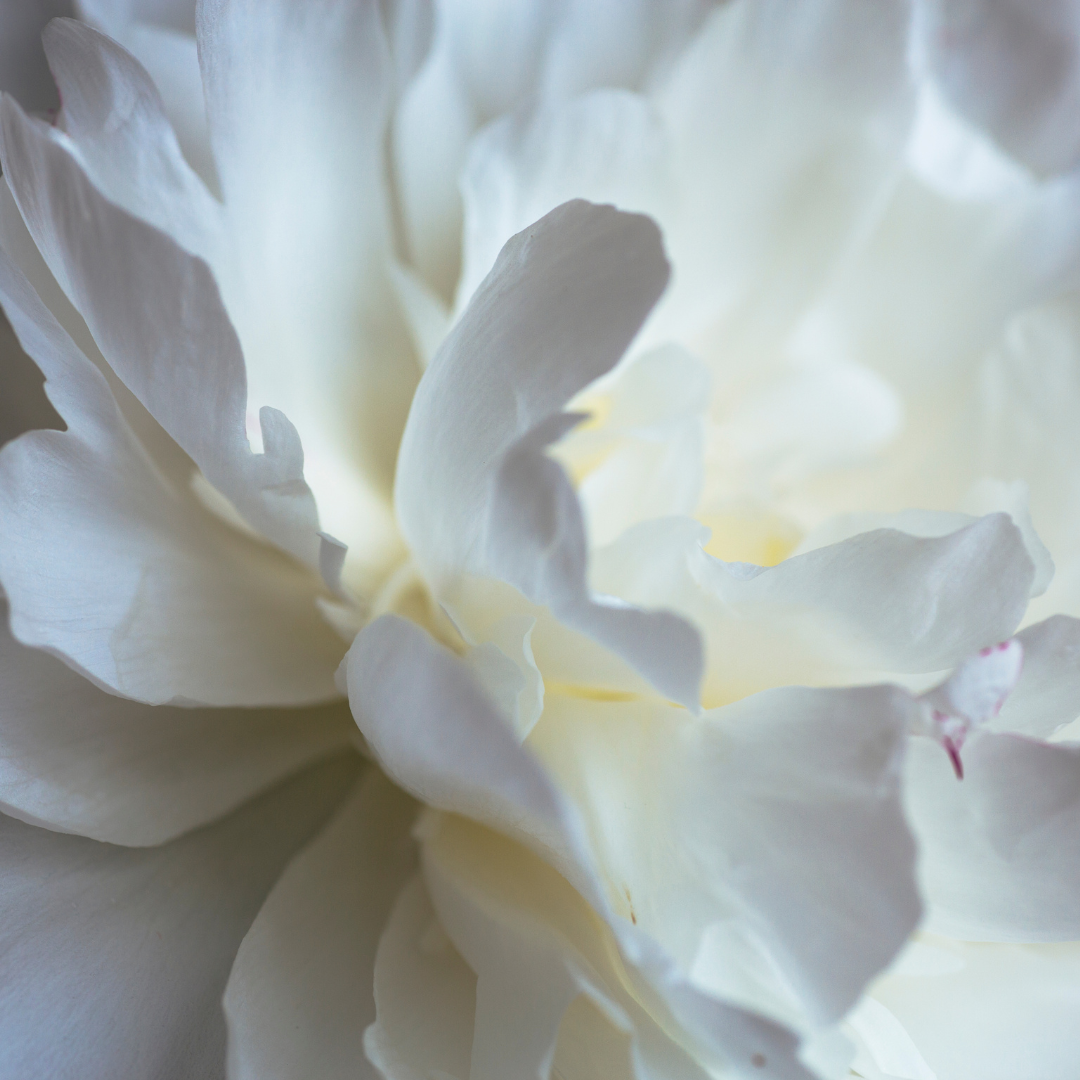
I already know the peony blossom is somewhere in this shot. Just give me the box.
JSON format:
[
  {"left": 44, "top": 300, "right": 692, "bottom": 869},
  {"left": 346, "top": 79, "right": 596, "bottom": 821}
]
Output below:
[{"left": 1, "top": 2, "right": 1080, "bottom": 1079}]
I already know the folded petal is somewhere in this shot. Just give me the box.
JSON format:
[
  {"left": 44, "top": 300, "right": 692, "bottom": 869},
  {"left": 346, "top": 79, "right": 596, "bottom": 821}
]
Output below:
[
  {"left": 0, "top": 752, "right": 360, "bottom": 1080},
  {"left": 0, "top": 599, "right": 353, "bottom": 844},
  {"left": 0, "top": 94, "right": 324, "bottom": 566},
  {"left": 422, "top": 812, "right": 812, "bottom": 1080},
  {"left": 224, "top": 769, "right": 417, "bottom": 1080},
  {"left": 0, "top": 245, "right": 344, "bottom": 705},
  {"left": 396, "top": 200, "right": 702, "bottom": 707},
  {"left": 904, "top": 731, "right": 1080, "bottom": 941},
  {"left": 530, "top": 686, "right": 920, "bottom": 1027},
  {"left": 42, "top": 19, "right": 220, "bottom": 266},
  {"left": 346, "top": 614, "right": 815, "bottom": 1077},
  {"left": 592, "top": 513, "right": 1032, "bottom": 708}
]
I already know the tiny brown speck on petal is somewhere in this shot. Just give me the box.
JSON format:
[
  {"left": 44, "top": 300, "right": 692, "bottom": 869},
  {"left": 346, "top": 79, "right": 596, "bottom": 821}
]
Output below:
[{"left": 751, "top": 1053, "right": 766, "bottom": 1068}]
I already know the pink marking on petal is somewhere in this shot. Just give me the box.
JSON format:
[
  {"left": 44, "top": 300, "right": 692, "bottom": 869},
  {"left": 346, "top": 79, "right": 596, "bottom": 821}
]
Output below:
[{"left": 944, "top": 738, "right": 964, "bottom": 780}]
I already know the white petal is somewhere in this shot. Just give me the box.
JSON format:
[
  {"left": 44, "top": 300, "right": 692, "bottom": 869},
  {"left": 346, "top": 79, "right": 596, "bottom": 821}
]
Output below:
[
  {"left": 0, "top": 597, "right": 352, "bottom": 844},
  {"left": 994, "top": 615, "right": 1080, "bottom": 737},
  {"left": 653, "top": 0, "right": 913, "bottom": 348},
  {"left": 396, "top": 200, "right": 702, "bottom": 708},
  {"left": 365, "top": 874, "right": 477, "bottom": 1080},
  {"left": 455, "top": 88, "right": 673, "bottom": 314},
  {"left": 0, "top": 246, "right": 344, "bottom": 705},
  {"left": 224, "top": 769, "right": 417, "bottom": 1080},
  {"left": 0, "top": 95, "right": 322, "bottom": 567},
  {"left": 529, "top": 686, "right": 920, "bottom": 1027},
  {"left": 904, "top": 731, "right": 1080, "bottom": 941},
  {"left": 914, "top": 0, "right": 1080, "bottom": 177},
  {"left": 0, "top": 753, "right": 360, "bottom": 1080},
  {"left": 198, "top": 0, "right": 418, "bottom": 514},
  {"left": 42, "top": 19, "right": 220, "bottom": 265},
  {"left": 870, "top": 934, "right": 1080, "bottom": 1080},
  {"left": 591, "top": 513, "right": 1033, "bottom": 710},
  {"left": 346, "top": 615, "right": 815, "bottom": 1078}
]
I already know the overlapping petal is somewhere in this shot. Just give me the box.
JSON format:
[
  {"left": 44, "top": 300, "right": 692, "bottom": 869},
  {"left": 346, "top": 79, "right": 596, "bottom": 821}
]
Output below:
[
  {"left": 396, "top": 200, "right": 702, "bottom": 707},
  {"left": 224, "top": 769, "right": 417, "bottom": 1080},
  {"left": 0, "top": 247, "right": 344, "bottom": 705},
  {"left": 0, "top": 753, "right": 360, "bottom": 1080}
]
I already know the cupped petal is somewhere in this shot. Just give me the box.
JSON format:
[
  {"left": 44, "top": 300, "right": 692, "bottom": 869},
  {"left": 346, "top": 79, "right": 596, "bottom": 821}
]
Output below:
[
  {"left": 346, "top": 614, "right": 815, "bottom": 1077},
  {"left": 224, "top": 769, "right": 417, "bottom": 1080},
  {"left": 0, "top": 246, "right": 344, "bottom": 705},
  {"left": 0, "top": 94, "right": 323, "bottom": 566},
  {"left": 904, "top": 731, "right": 1080, "bottom": 941},
  {"left": 529, "top": 685, "right": 920, "bottom": 1028},
  {"left": 198, "top": 0, "right": 418, "bottom": 524},
  {"left": 869, "top": 934, "right": 1080, "bottom": 1080},
  {"left": 0, "top": 598, "right": 353, "bottom": 844},
  {"left": 396, "top": 200, "right": 702, "bottom": 707},
  {"left": 0, "top": 752, "right": 360, "bottom": 1080},
  {"left": 914, "top": 0, "right": 1080, "bottom": 177}
]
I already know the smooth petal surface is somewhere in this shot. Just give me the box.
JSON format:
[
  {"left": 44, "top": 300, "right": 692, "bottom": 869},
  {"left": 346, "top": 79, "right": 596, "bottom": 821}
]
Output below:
[
  {"left": 346, "top": 614, "right": 815, "bottom": 1078},
  {"left": 224, "top": 769, "right": 417, "bottom": 1080},
  {"left": 904, "top": 732, "right": 1080, "bottom": 941},
  {"left": 870, "top": 935, "right": 1080, "bottom": 1080},
  {"left": 530, "top": 687, "right": 920, "bottom": 1027},
  {"left": 365, "top": 874, "right": 477, "bottom": 1080},
  {"left": 0, "top": 599, "right": 353, "bottom": 844},
  {"left": 0, "top": 752, "right": 360, "bottom": 1080},
  {"left": 0, "top": 94, "right": 321, "bottom": 566},
  {"left": 0, "top": 246, "right": 344, "bottom": 705},
  {"left": 198, "top": 0, "right": 418, "bottom": 528},
  {"left": 396, "top": 200, "right": 702, "bottom": 707}
]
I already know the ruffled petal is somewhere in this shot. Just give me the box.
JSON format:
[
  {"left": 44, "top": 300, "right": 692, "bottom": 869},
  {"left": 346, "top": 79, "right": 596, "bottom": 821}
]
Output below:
[
  {"left": 529, "top": 686, "right": 920, "bottom": 1027},
  {"left": 396, "top": 200, "right": 702, "bottom": 707},
  {"left": 0, "top": 597, "right": 353, "bottom": 844},
  {"left": 42, "top": 19, "right": 220, "bottom": 264},
  {"left": 0, "top": 245, "right": 344, "bottom": 705},
  {"left": 224, "top": 769, "right": 417, "bottom": 1080},
  {"left": 0, "top": 94, "right": 322, "bottom": 567},
  {"left": 591, "top": 513, "right": 1032, "bottom": 708},
  {"left": 346, "top": 614, "right": 818, "bottom": 1078},
  {"left": 0, "top": 752, "right": 360, "bottom": 1080}
]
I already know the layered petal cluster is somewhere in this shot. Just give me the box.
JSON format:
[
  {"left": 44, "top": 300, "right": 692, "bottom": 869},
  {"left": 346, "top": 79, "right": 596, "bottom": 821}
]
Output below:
[{"left": 2, "top": 3, "right": 1080, "bottom": 1080}]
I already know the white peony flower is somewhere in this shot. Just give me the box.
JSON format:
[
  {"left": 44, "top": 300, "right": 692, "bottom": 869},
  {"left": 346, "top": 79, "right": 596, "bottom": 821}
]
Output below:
[{"left": 1, "top": 2, "right": 1079, "bottom": 1079}]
